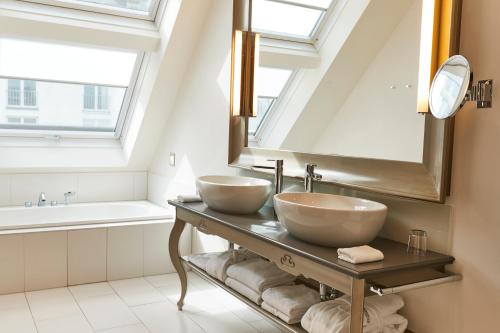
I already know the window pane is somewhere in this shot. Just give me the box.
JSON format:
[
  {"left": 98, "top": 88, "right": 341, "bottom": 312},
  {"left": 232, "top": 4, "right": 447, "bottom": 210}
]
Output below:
[
  {"left": 248, "top": 97, "right": 275, "bottom": 135},
  {"left": 252, "top": 0, "right": 323, "bottom": 38},
  {"left": 0, "top": 78, "right": 125, "bottom": 132},
  {"left": 257, "top": 67, "right": 293, "bottom": 97},
  {"left": 72, "top": 0, "right": 153, "bottom": 12},
  {"left": 7, "top": 79, "right": 20, "bottom": 106},
  {"left": 23, "top": 80, "right": 37, "bottom": 106},
  {"left": 0, "top": 38, "right": 137, "bottom": 86},
  {"left": 285, "top": 0, "right": 332, "bottom": 9},
  {"left": 249, "top": 67, "right": 293, "bottom": 136}
]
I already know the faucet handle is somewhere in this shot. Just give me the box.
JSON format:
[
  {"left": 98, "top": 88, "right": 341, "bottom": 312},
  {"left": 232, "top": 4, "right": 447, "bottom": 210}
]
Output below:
[
  {"left": 305, "top": 163, "right": 322, "bottom": 180},
  {"left": 64, "top": 191, "right": 76, "bottom": 205}
]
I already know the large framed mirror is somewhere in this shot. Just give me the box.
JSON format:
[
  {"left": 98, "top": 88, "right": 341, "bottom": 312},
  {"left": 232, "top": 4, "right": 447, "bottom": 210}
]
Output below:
[{"left": 229, "top": 0, "right": 462, "bottom": 203}]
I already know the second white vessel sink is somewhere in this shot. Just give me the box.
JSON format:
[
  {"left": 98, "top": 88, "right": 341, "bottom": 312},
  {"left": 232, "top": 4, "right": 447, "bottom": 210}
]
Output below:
[
  {"left": 274, "top": 192, "right": 387, "bottom": 247},
  {"left": 196, "top": 175, "right": 272, "bottom": 214}
]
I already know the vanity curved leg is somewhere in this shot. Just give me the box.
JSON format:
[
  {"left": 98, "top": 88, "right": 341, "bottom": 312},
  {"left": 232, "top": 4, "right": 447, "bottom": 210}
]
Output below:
[{"left": 169, "top": 217, "right": 187, "bottom": 311}]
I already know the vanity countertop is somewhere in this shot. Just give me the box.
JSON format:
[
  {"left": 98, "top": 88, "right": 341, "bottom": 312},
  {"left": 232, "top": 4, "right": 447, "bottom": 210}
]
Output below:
[{"left": 169, "top": 200, "right": 454, "bottom": 279}]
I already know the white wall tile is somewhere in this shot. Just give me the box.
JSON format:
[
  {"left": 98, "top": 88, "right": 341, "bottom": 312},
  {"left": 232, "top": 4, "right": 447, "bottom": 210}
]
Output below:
[
  {"left": 78, "top": 173, "right": 135, "bottom": 202},
  {"left": 0, "top": 235, "right": 24, "bottom": 295},
  {"left": 134, "top": 172, "right": 148, "bottom": 200},
  {"left": 24, "top": 232, "right": 68, "bottom": 291},
  {"left": 0, "top": 175, "right": 11, "bottom": 206},
  {"left": 11, "top": 174, "right": 77, "bottom": 206},
  {"left": 107, "top": 226, "right": 143, "bottom": 280},
  {"left": 68, "top": 229, "right": 107, "bottom": 286},
  {"left": 147, "top": 173, "right": 169, "bottom": 208},
  {"left": 143, "top": 223, "right": 174, "bottom": 276}
]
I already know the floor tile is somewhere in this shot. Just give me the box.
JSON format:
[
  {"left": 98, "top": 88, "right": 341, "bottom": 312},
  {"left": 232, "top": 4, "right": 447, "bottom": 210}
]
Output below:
[
  {"left": 133, "top": 301, "right": 204, "bottom": 333},
  {"left": 188, "top": 311, "right": 260, "bottom": 333},
  {"left": 70, "top": 282, "right": 115, "bottom": 301},
  {"left": 0, "top": 293, "right": 28, "bottom": 311},
  {"left": 110, "top": 278, "right": 165, "bottom": 306},
  {"left": 26, "top": 287, "right": 81, "bottom": 321},
  {"left": 37, "top": 313, "right": 94, "bottom": 333},
  {"left": 233, "top": 306, "right": 266, "bottom": 323},
  {"left": 0, "top": 306, "right": 37, "bottom": 333},
  {"left": 249, "top": 319, "right": 290, "bottom": 333},
  {"left": 77, "top": 293, "right": 139, "bottom": 331},
  {"left": 98, "top": 323, "right": 150, "bottom": 333}
]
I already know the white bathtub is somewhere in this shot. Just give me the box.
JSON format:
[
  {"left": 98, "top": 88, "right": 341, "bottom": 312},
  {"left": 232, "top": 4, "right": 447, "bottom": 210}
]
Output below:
[{"left": 0, "top": 200, "right": 174, "bottom": 231}]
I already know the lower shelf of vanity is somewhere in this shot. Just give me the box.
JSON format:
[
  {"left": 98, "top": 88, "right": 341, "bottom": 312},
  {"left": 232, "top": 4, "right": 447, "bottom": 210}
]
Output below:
[
  {"left": 182, "top": 257, "right": 308, "bottom": 333},
  {"left": 182, "top": 257, "right": 414, "bottom": 333}
]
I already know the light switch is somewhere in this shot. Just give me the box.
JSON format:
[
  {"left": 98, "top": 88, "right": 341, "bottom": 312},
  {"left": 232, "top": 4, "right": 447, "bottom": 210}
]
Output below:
[{"left": 169, "top": 152, "right": 176, "bottom": 167}]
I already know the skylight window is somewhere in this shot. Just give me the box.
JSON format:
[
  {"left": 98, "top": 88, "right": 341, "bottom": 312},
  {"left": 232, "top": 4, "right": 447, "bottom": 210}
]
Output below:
[
  {"left": 0, "top": 38, "right": 139, "bottom": 136},
  {"left": 23, "top": 0, "right": 161, "bottom": 19},
  {"left": 252, "top": 0, "right": 333, "bottom": 41},
  {"left": 248, "top": 67, "right": 293, "bottom": 136}
]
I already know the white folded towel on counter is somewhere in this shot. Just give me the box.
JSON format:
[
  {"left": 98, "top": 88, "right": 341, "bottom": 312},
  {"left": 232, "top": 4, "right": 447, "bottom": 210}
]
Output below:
[
  {"left": 261, "top": 285, "right": 321, "bottom": 324},
  {"left": 206, "top": 249, "right": 260, "bottom": 281},
  {"left": 337, "top": 245, "right": 384, "bottom": 264},
  {"left": 226, "top": 277, "right": 263, "bottom": 304},
  {"left": 226, "top": 258, "right": 296, "bottom": 293},
  {"left": 177, "top": 194, "right": 202, "bottom": 203},
  {"left": 301, "top": 294, "right": 407, "bottom": 333}
]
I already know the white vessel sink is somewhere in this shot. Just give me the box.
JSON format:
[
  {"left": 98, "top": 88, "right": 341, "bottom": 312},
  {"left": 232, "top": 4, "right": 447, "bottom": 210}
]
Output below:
[
  {"left": 274, "top": 192, "right": 387, "bottom": 247},
  {"left": 196, "top": 175, "right": 272, "bottom": 215}
]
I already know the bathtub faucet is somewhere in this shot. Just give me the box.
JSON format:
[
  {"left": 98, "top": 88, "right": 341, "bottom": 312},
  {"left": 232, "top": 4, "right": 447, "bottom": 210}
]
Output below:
[{"left": 38, "top": 192, "right": 47, "bottom": 207}]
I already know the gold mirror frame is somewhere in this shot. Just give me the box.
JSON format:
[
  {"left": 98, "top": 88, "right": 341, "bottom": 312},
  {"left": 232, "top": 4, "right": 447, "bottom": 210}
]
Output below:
[{"left": 229, "top": 0, "right": 462, "bottom": 203}]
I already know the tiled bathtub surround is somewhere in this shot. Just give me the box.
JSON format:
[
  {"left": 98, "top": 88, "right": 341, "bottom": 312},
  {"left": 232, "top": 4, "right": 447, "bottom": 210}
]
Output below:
[
  {"left": 0, "top": 223, "right": 191, "bottom": 295},
  {"left": 0, "top": 172, "right": 148, "bottom": 207}
]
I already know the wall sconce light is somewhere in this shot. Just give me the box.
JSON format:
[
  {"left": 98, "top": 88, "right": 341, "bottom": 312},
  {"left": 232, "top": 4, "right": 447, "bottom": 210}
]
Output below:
[{"left": 231, "top": 0, "right": 260, "bottom": 117}]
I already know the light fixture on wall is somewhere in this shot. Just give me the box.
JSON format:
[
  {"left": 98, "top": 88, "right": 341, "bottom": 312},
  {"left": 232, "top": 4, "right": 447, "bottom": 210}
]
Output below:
[
  {"left": 429, "top": 55, "right": 493, "bottom": 119},
  {"left": 231, "top": 0, "right": 260, "bottom": 117}
]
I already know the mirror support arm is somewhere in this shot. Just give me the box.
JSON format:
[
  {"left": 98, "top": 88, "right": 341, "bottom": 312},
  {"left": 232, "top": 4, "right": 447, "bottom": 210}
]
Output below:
[{"left": 465, "top": 77, "right": 493, "bottom": 108}]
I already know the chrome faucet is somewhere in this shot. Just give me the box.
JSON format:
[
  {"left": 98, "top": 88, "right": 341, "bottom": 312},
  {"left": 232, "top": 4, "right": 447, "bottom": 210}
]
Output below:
[
  {"left": 37, "top": 192, "right": 47, "bottom": 207},
  {"left": 253, "top": 159, "right": 284, "bottom": 194},
  {"left": 64, "top": 191, "right": 76, "bottom": 205},
  {"left": 304, "top": 163, "right": 322, "bottom": 193}
]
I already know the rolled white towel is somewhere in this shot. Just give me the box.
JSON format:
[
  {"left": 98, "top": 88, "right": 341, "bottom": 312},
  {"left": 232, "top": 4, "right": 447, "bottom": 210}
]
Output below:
[
  {"left": 337, "top": 245, "right": 384, "bottom": 264},
  {"left": 262, "top": 285, "right": 320, "bottom": 323},
  {"left": 226, "top": 258, "right": 296, "bottom": 293},
  {"left": 301, "top": 295, "right": 407, "bottom": 333},
  {"left": 206, "top": 249, "right": 260, "bottom": 281},
  {"left": 225, "top": 277, "right": 263, "bottom": 304},
  {"left": 177, "top": 194, "right": 202, "bottom": 203}
]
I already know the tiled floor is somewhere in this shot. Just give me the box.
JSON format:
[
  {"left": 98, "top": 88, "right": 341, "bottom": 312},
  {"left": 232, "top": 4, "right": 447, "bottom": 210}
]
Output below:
[{"left": 0, "top": 272, "right": 287, "bottom": 333}]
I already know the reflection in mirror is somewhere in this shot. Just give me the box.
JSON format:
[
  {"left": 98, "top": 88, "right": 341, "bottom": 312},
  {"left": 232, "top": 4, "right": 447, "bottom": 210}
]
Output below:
[
  {"left": 429, "top": 55, "right": 471, "bottom": 119},
  {"left": 247, "top": 0, "right": 429, "bottom": 163}
]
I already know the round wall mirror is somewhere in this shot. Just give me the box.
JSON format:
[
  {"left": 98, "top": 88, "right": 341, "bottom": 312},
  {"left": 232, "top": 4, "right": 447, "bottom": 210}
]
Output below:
[{"left": 429, "top": 55, "right": 471, "bottom": 119}]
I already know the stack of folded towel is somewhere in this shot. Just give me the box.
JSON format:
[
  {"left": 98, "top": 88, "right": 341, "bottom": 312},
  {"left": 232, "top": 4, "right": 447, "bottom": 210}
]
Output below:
[
  {"left": 301, "top": 294, "right": 408, "bottom": 333},
  {"left": 261, "top": 285, "right": 320, "bottom": 324},
  {"left": 188, "top": 248, "right": 259, "bottom": 281},
  {"left": 225, "top": 258, "right": 296, "bottom": 304}
]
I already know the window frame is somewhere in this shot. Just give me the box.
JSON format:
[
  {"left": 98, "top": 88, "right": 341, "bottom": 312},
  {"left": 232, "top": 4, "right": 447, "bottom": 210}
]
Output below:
[
  {"left": 251, "top": 0, "right": 336, "bottom": 44},
  {"left": 249, "top": 68, "right": 296, "bottom": 143},
  {"left": 6, "top": 79, "right": 38, "bottom": 109},
  {"left": 0, "top": 52, "right": 145, "bottom": 139},
  {"left": 20, "top": 0, "right": 163, "bottom": 21}
]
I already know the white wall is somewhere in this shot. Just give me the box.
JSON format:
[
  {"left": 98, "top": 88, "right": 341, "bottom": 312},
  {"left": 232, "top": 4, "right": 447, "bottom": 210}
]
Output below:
[
  {"left": 149, "top": 0, "right": 500, "bottom": 332},
  {"left": 0, "top": 171, "right": 147, "bottom": 207},
  {"left": 311, "top": 0, "right": 425, "bottom": 162}
]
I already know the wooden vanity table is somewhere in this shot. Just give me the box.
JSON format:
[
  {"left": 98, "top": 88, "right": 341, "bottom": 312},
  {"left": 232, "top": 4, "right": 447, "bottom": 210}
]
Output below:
[{"left": 168, "top": 201, "right": 459, "bottom": 333}]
